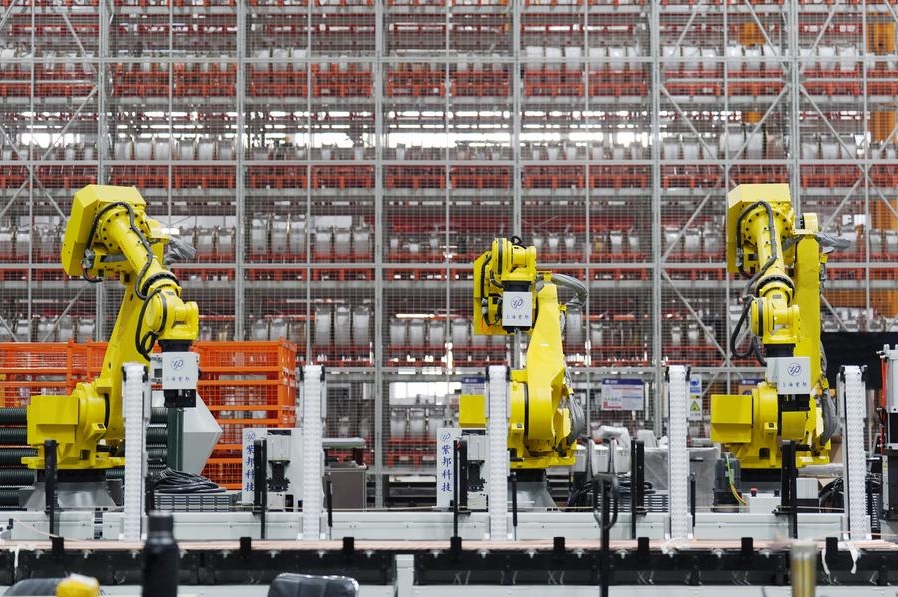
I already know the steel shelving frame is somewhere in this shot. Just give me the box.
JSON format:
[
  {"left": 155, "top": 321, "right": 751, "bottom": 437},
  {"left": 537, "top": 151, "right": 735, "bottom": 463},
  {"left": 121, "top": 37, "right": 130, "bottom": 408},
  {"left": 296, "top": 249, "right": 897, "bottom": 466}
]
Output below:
[{"left": 0, "top": 1, "right": 896, "bottom": 506}]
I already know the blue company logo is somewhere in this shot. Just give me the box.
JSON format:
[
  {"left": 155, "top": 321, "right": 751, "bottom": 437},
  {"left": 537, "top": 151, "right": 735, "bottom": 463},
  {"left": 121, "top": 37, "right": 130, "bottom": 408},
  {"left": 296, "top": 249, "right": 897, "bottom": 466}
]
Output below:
[
  {"left": 787, "top": 364, "right": 802, "bottom": 376},
  {"left": 172, "top": 358, "right": 184, "bottom": 370},
  {"left": 511, "top": 297, "right": 525, "bottom": 309}
]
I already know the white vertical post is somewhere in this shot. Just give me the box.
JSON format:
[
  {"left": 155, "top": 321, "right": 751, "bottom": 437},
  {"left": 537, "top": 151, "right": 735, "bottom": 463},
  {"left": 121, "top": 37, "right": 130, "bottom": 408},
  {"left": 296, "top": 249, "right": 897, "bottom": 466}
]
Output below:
[
  {"left": 122, "top": 362, "right": 149, "bottom": 540},
  {"left": 839, "top": 365, "right": 870, "bottom": 539},
  {"left": 884, "top": 347, "right": 898, "bottom": 432},
  {"left": 302, "top": 364, "right": 324, "bottom": 540},
  {"left": 394, "top": 554, "right": 414, "bottom": 597},
  {"left": 488, "top": 365, "right": 509, "bottom": 540},
  {"left": 667, "top": 365, "right": 689, "bottom": 539}
]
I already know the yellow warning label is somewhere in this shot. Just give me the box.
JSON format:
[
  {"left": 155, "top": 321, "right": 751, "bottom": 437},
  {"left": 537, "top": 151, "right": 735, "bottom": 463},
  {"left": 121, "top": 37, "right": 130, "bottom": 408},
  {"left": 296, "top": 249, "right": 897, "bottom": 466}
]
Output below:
[{"left": 688, "top": 397, "right": 702, "bottom": 421}]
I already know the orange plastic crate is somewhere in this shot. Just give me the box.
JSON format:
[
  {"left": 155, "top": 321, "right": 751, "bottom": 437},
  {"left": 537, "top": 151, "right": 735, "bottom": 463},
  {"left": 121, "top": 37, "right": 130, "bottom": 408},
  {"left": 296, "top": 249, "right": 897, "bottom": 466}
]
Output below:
[
  {"left": 0, "top": 340, "right": 300, "bottom": 461},
  {"left": 0, "top": 381, "right": 69, "bottom": 407},
  {"left": 202, "top": 457, "right": 243, "bottom": 490},
  {"left": 0, "top": 341, "right": 90, "bottom": 406},
  {"left": 201, "top": 380, "right": 296, "bottom": 408},
  {"left": 213, "top": 416, "right": 297, "bottom": 453},
  {"left": 3, "top": 338, "right": 295, "bottom": 380},
  {"left": 0, "top": 341, "right": 88, "bottom": 394},
  {"left": 0, "top": 341, "right": 79, "bottom": 372},
  {"left": 194, "top": 340, "right": 297, "bottom": 371},
  {"left": 209, "top": 407, "right": 296, "bottom": 426}
]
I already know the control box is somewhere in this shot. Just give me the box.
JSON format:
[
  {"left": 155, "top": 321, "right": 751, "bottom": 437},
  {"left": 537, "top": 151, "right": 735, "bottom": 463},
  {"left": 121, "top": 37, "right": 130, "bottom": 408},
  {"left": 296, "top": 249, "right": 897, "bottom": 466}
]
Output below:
[{"left": 241, "top": 428, "right": 304, "bottom": 511}]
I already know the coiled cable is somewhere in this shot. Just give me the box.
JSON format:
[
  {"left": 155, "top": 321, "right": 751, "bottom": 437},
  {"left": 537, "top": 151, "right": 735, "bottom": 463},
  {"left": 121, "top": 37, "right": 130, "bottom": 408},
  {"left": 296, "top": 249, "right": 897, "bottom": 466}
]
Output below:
[{"left": 151, "top": 467, "right": 224, "bottom": 494}]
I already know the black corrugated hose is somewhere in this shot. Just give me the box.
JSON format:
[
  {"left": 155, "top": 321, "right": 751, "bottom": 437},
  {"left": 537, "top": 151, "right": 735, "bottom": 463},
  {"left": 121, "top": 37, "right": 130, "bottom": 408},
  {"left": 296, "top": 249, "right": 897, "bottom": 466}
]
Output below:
[{"left": 151, "top": 467, "right": 225, "bottom": 494}]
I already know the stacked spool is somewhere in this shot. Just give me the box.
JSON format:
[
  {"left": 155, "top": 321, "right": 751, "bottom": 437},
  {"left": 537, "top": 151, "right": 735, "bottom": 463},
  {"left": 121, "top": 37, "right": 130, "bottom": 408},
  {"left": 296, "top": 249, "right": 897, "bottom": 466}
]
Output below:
[{"left": 311, "top": 304, "right": 371, "bottom": 363}]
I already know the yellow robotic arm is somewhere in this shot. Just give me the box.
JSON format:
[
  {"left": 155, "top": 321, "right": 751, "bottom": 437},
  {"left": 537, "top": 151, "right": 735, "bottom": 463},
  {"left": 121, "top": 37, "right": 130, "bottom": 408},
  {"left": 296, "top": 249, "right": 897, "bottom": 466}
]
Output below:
[
  {"left": 729, "top": 189, "right": 799, "bottom": 352},
  {"left": 711, "top": 184, "right": 837, "bottom": 470},
  {"left": 473, "top": 237, "right": 586, "bottom": 470},
  {"left": 24, "top": 185, "right": 199, "bottom": 471}
]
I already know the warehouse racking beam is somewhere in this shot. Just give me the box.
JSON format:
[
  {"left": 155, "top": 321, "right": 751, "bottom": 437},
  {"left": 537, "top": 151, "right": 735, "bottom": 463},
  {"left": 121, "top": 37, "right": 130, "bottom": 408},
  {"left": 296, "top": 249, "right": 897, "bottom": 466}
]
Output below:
[{"left": 0, "top": 0, "right": 896, "bottom": 482}]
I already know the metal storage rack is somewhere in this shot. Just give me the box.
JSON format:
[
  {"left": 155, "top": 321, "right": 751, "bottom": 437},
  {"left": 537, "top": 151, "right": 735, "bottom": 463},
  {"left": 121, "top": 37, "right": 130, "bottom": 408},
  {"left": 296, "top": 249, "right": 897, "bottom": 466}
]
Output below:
[{"left": 0, "top": 1, "right": 895, "bottom": 506}]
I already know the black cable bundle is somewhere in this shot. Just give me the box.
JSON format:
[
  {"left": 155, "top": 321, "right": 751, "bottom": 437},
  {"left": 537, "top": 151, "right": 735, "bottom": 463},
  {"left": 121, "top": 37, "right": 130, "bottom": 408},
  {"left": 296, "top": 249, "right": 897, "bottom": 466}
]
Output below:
[
  {"left": 818, "top": 477, "right": 844, "bottom": 512},
  {"left": 566, "top": 479, "right": 595, "bottom": 510},
  {"left": 567, "top": 474, "right": 653, "bottom": 510},
  {"left": 818, "top": 473, "right": 882, "bottom": 513},
  {"left": 151, "top": 467, "right": 225, "bottom": 494}
]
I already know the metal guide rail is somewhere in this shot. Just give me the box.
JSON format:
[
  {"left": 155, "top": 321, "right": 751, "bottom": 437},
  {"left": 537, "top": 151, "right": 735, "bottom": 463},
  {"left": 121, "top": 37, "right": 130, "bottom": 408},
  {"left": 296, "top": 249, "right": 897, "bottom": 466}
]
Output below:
[{"left": 1, "top": 537, "right": 897, "bottom": 588}]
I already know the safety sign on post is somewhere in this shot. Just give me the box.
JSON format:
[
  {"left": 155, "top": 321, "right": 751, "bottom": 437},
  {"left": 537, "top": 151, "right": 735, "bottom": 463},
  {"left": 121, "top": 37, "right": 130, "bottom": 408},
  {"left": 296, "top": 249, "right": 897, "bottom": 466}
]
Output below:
[{"left": 688, "top": 375, "right": 703, "bottom": 421}]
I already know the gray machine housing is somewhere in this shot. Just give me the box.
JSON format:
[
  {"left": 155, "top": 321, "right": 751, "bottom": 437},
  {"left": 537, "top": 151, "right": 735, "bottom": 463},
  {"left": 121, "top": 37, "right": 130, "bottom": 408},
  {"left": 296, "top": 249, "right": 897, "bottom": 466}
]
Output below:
[
  {"left": 436, "top": 427, "right": 489, "bottom": 511},
  {"left": 242, "top": 428, "right": 304, "bottom": 511},
  {"left": 239, "top": 429, "right": 368, "bottom": 512}
]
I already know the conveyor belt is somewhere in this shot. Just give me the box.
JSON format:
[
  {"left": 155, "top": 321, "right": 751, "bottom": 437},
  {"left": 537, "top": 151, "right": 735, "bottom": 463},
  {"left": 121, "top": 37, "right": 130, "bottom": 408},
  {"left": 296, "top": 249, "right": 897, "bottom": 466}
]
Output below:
[{"left": 0, "top": 537, "right": 894, "bottom": 587}]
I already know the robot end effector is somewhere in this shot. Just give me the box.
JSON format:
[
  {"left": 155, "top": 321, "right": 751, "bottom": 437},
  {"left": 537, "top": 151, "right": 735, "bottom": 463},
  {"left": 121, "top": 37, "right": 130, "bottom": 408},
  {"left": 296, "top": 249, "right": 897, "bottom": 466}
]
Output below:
[{"left": 473, "top": 237, "right": 538, "bottom": 336}]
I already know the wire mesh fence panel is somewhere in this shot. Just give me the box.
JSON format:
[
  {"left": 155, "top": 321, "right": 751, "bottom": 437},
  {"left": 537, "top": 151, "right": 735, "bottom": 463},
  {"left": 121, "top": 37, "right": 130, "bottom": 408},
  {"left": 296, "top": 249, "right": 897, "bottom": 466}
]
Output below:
[
  {"left": 0, "top": 283, "right": 96, "bottom": 345},
  {"left": 660, "top": 283, "right": 730, "bottom": 369},
  {"left": 0, "top": 0, "right": 103, "bottom": 347},
  {"left": 794, "top": 6, "right": 889, "bottom": 332},
  {"left": 386, "top": 4, "right": 448, "bottom": 57},
  {"left": 382, "top": 51, "right": 451, "bottom": 483},
  {"left": 3, "top": 2, "right": 898, "bottom": 509},
  {"left": 312, "top": 4, "right": 376, "bottom": 57}
]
